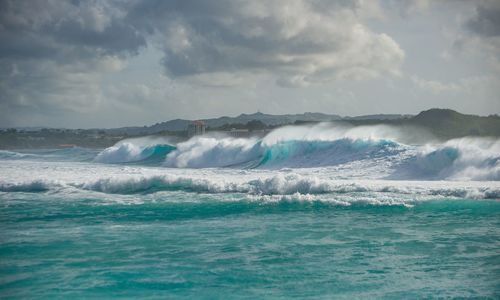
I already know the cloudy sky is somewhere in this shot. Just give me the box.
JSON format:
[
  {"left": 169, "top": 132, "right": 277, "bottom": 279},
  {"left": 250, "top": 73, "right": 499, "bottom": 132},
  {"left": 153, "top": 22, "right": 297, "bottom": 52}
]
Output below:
[{"left": 0, "top": 0, "right": 499, "bottom": 128}]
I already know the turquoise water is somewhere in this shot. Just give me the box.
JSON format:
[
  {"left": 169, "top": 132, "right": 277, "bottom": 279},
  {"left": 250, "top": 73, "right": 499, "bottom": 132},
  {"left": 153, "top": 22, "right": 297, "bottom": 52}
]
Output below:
[
  {"left": 1, "top": 134, "right": 500, "bottom": 298},
  {"left": 1, "top": 192, "right": 499, "bottom": 298}
]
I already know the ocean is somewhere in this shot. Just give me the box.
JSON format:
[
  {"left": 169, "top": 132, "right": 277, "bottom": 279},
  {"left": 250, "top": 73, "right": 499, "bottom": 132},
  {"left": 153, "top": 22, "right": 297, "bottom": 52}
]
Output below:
[{"left": 1, "top": 124, "right": 499, "bottom": 298}]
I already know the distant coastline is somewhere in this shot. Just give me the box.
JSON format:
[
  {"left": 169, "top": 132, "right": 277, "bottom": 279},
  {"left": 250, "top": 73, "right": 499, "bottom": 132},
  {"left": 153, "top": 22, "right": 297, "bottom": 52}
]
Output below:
[{"left": 1, "top": 108, "right": 499, "bottom": 149}]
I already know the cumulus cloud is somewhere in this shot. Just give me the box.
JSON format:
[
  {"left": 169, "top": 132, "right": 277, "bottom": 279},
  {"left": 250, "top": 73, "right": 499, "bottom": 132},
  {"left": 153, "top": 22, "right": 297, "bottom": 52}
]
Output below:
[
  {"left": 143, "top": 0, "right": 405, "bottom": 86},
  {"left": 0, "top": 0, "right": 145, "bottom": 60},
  {"left": 1, "top": 0, "right": 404, "bottom": 86},
  {"left": 0, "top": 0, "right": 145, "bottom": 126},
  {"left": 0, "top": 0, "right": 408, "bottom": 127},
  {"left": 466, "top": 1, "right": 500, "bottom": 37},
  {"left": 454, "top": 0, "right": 500, "bottom": 72},
  {"left": 0, "top": 0, "right": 497, "bottom": 127}
]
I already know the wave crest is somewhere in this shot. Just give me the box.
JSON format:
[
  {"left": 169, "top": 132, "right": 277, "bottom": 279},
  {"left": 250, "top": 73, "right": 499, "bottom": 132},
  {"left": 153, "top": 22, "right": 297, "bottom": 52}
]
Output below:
[
  {"left": 164, "top": 136, "right": 261, "bottom": 168},
  {"left": 2, "top": 174, "right": 498, "bottom": 199},
  {"left": 393, "top": 138, "right": 500, "bottom": 180},
  {"left": 94, "top": 133, "right": 500, "bottom": 181},
  {"left": 95, "top": 142, "right": 175, "bottom": 164}
]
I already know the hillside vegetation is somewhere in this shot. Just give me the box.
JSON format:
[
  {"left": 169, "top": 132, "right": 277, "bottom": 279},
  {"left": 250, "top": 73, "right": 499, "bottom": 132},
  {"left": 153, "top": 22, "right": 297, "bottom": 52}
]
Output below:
[{"left": 1, "top": 109, "right": 498, "bottom": 149}]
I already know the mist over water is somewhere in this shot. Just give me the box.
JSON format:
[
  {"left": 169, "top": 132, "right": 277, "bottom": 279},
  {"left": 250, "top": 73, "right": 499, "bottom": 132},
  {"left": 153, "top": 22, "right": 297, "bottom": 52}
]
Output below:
[
  {"left": 1, "top": 123, "right": 499, "bottom": 298},
  {"left": 89, "top": 124, "right": 500, "bottom": 181}
]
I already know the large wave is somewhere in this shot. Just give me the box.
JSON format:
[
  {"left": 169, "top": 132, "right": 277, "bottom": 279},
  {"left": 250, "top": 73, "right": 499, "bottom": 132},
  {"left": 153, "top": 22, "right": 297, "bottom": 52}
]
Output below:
[
  {"left": 258, "top": 138, "right": 403, "bottom": 168},
  {"left": 94, "top": 137, "right": 176, "bottom": 164},
  {"left": 95, "top": 143, "right": 175, "bottom": 164},
  {"left": 392, "top": 138, "right": 500, "bottom": 181},
  {"left": 162, "top": 137, "right": 498, "bottom": 181},
  {"left": 162, "top": 124, "right": 408, "bottom": 169},
  {"left": 164, "top": 136, "right": 262, "bottom": 168},
  {"left": 64, "top": 124, "right": 500, "bottom": 180}
]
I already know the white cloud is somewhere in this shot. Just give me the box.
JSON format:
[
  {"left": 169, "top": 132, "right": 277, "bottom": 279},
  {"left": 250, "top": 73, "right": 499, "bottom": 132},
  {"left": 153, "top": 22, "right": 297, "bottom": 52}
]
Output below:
[
  {"left": 449, "top": 0, "right": 500, "bottom": 74},
  {"left": 0, "top": 0, "right": 499, "bottom": 127},
  {"left": 151, "top": 0, "right": 405, "bottom": 86}
]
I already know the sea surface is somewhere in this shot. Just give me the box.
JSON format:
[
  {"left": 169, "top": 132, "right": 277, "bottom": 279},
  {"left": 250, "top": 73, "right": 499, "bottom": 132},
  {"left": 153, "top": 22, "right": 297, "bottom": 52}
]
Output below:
[{"left": 1, "top": 124, "right": 499, "bottom": 298}]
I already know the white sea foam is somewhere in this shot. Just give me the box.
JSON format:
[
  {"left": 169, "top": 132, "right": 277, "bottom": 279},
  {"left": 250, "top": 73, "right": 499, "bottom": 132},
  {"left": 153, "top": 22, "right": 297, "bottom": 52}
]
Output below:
[
  {"left": 2, "top": 124, "right": 499, "bottom": 208},
  {"left": 94, "top": 136, "right": 176, "bottom": 164},
  {"left": 392, "top": 137, "right": 500, "bottom": 181},
  {"left": 87, "top": 124, "right": 500, "bottom": 181},
  {"left": 91, "top": 125, "right": 500, "bottom": 180},
  {"left": 164, "top": 136, "right": 261, "bottom": 168},
  {"left": 1, "top": 160, "right": 498, "bottom": 199}
]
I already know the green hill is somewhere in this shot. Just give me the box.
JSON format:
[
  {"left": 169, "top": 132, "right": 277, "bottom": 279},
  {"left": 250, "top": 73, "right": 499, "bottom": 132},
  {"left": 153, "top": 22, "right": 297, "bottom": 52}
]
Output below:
[{"left": 409, "top": 109, "right": 500, "bottom": 139}]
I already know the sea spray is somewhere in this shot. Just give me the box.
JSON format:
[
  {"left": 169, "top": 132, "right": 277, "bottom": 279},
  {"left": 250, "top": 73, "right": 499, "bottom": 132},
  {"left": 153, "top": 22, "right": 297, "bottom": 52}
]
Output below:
[
  {"left": 164, "top": 136, "right": 262, "bottom": 168},
  {"left": 95, "top": 143, "right": 175, "bottom": 164},
  {"left": 94, "top": 136, "right": 176, "bottom": 164},
  {"left": 392, "top": 137, "right": 500, "bottom": 180},
  {"left": 47, "top": 124, "right": 500, "bottom": 180},
  {"left": 2, "top": 126, "right": 499, "bottom": 299}
]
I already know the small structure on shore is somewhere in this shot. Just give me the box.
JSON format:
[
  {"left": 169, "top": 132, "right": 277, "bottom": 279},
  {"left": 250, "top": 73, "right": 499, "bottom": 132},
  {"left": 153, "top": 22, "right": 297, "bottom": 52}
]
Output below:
[
  {"left": 187, "top": 120, "right": 206, "bottom": 137},
  {"left": 227, "top": 128, "right": 251, "bottom": 138}
]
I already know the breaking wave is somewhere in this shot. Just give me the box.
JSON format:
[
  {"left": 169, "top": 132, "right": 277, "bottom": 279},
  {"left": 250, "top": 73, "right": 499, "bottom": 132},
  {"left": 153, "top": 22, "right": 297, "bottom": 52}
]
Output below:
[
  {"left": 16, "top": 124, "right": 500, "bottom": 181},
  {"left": 161, "top": 125, "right": 407, "bottom": 169},
  {"left": 164, "top": 136, "right": 262, "bottom": 168},
  {"left": 94, "top": 142, "right": 176, "bottom": 164},
  {"left": 392, "top": 138, "right": 500, "bottom": 181},
  {"left": 93, "top": 136, "right": 180, "bottom": 164},
  {"left": 2, "top": 173, "right": 499, "bottom": 199},
  {"left": 163, "top": 133, "right": 499, "bottom": 180},
  {"left": 79, "top": 174, "right": 500, "bottom": 198},
  {"left": 258, "top": 138, "right": 402, "bottom": 168}
]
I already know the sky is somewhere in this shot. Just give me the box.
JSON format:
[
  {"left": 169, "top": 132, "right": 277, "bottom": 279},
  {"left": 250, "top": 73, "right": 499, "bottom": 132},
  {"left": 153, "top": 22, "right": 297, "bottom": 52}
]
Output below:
[{"left": 0, "top": 0, "right": 499, "bottom": 128}]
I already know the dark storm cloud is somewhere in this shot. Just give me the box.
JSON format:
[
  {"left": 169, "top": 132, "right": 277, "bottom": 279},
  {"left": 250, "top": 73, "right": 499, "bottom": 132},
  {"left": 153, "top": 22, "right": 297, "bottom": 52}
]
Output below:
[
  {"left": 124, "top": 0, "right": 404, "bottom": 84},
  {"left": 0, "top": 0, "right": 404, "bottom": 93},
  {"left": 52, "top": 19, "right": 145, "bottom": 55},
  {"left": 0, "top": 0, "right": 146, "bottom": 61},
  {"left": 0, "top": 0, "right": 498, "bottom": 128},
  {"left": 0, "top": 0, "right": 407, "bottom": 127},
  {"left": 466, "top": 1, "right": 500, "bottom": 37},
  {"left": 0, "top": 0, "right": 147, "bottom": 126}
]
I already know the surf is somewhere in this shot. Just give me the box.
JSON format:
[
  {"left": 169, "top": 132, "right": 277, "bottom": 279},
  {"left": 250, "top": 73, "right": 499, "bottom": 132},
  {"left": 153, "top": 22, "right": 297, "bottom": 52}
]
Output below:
[
  {"left": 94, "top": 137, "right": 177, "bottom": 164},
  {"left": 76, "top": 124, "right": 500, "bottom": 181}
]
